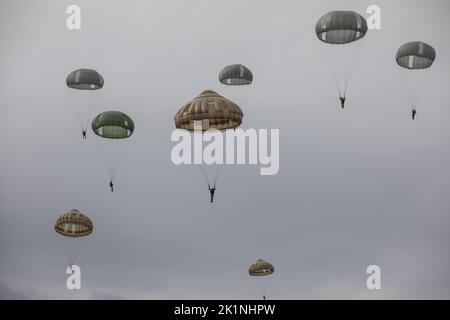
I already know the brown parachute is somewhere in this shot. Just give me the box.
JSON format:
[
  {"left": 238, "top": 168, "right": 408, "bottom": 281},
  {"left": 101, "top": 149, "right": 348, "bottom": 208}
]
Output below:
[
  {"left": 249, "top": 259, "right": 275, "bottom": 277},
  {"left": 54, "top": 209, "right": 93, "bottom": 237},
  {"left": 174, "top": 90, "right": 243, "bottom": 131}
]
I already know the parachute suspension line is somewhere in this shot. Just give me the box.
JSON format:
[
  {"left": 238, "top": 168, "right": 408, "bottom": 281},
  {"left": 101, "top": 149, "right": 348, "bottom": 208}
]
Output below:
[
  {"left": 85, "top": 91, "right": 101, "bottom": 132},
  {"left": 72, "top": 237, "right": 88, "bottom": 265},
  {"left": 70, "top": 92, "right": 86, "bottom": 134},
  {"left": 110, "top": 141, "right": 128, "bottom": 181},
  {"left": 82, "top": 99, "right": 94, "bottom": 133},
  {"left": 70, "top": 91, "right": 97, "bottom": 135},
  {"left": 80, "top": 100, "right": 90, "bottom": 133},
  {"left": 61, "top": 237, "right": 88, "bottom": 267},
  {"left": 198, "top": 164, "right": 222, "bottom": 187},
  {"left": 343, "top": 38, "right": 364, "bottom": 97},
  {"left": 400, "top": 68, "right": 431, "bottom": 111},
  {"left": 61, "top": 239, "right": 74, "bottom": 266},
  {"left": 213, "top": 164, "right": 223, "bottom": 186},
  {"left": 316, "top": 39, "right": 337, "bottom": 98},
  {"left": 327, "top": 42, "right": 343, "bottom": 98},
  {"left": 324, "top": 45, "right": 342, "bottom": 98},
  {"left": 95, "top": 138, "right": 113, "bottom": 181},
  {"left": 69, "top": 238, "right": 88, "bottom": 266},
  {"left": 198, "top": 165, "right": 211, "bottom": 186},
  {"left": 339, "top": 42, "right": 344, "bottom": 96},
  {"left": 94, "top": 138, "right": 128, "bottom": 182}
]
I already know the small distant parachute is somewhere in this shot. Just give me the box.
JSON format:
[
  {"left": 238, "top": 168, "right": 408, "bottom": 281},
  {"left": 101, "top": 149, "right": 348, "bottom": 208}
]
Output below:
[
  {"left": 219, "top": 64, "right": 253, "bottom": 86},
  {"left": 54, "top": 209, "right": 93, "bottom": 266},
  {"left": 66, "top": 68, "right": 104, "bottom": 90},
  {"left": 249, "top": 259, "right": 275, "bottom": 277},
  {"left": 396, "top": 41, "right": 436, "bottom": 118},
  {"left": 249, "top": 259, "right": 274, "bottom": 300},
  {"left": 396, "top": 41, "right": 436, "bottom": 70},
  {"left": 315, "top": 11, "right": 368, "bottom": 108},
  {"left": 174, "top": 90, "right": 243, "bottom": 202},
  {"left": 55, "top": 209, "right": 93, "bottom": 237},
  {"left": 66, "top": 68, "right": 104, "bottom": 138},
  {"left": 91, "top": 111, "right": 134, "bottom": 191}
]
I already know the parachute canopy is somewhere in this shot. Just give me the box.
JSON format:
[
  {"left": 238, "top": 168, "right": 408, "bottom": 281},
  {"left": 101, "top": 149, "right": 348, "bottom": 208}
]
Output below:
[
  {"left": 315, "top": 11, "right": 368, "bottom": 44},
  {"left": 66, "top": 68, "right": 104, "bottom": 90},
  {"left": 54, "top": 209, "right": 93, "bottom": 237},
  {"left": 249, "top": 259, "right": 274, "bottom": 277},
  {"left": 92, "top": 111, "right": 134, "bottom": 139},
  {"left": 396, "top": 41, "right": 436, "bottom": 69},
  {"left": 219, "top": 64, "right": 253, "bottom": 85},
  {"left": 174, "top": 90, "right": 243, "bottom": 131}
]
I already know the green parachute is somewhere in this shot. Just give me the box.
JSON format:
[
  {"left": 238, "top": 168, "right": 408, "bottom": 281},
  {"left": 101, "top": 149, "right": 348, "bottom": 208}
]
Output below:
[
  {"left": 92, "top": 111, "right": 134, "bottom": 191},
  {"left": 66, "top": 68, "right": 104, "bottom": 138},
  {"left": 396, "top": 41, "right": 436, "bottom": 119},
  {"left": 315, "top": 11, "right": 368, "bottom": 109}
]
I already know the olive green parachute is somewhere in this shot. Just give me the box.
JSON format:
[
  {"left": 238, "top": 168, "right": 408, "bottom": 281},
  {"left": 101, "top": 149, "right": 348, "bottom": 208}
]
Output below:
[
  {"left": 219, "top": 64, "right": 253, "bottom": 85},
  {"left": 92, "top": 111, "right": 134, "bottom": 139},
  {"left": 395, "top": 41, "right": 436, "bottom": 115},
  {"left": 66, "top": 68, "right": 104, "bottom": 90},
  {"left": 315, "top": 11, "right": 368, "bottom": 44},
  {"left": 315, "top": 11, "right": 368, "bottom": 105},
  {"left": 396, "top": 41, "right": 436, "bottom": 69},
  {"left": 66, "top": 68, "right": 104, "bottom": 137},
  {"left": 249, "top": 259, "right": 274, "bottom": 277},
  {"left": 54, "top": 209, "right": 93, "bottom": 238},
  {"left": 91, "top": 111, "right": 134, "bottom": 186},
  {"left": 174, "top": 90, "right": 243, "bottom": 131}
]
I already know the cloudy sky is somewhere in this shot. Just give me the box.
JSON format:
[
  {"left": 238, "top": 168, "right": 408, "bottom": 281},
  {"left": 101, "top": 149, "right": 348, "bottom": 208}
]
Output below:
[{"left": 1, "top": 0, "right": 450, "bottom": 299}]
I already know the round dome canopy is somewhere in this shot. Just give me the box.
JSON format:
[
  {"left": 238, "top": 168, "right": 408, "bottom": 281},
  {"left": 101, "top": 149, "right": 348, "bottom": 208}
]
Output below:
[
  {"left": 396, "top": 41, "right": 436, "bottom": 69},
  {"left": 54, "top": 209, "right": 93, "bottom": 237},
  {"left": 249, "top": 259, "right": 274, "bottom": 276},
  {"left": 66, "top": 68, "right": 104, "bottom": 90},
  {"left": 91, "top": 111, "right": 134, "bottom": 139},
  {"left": 315, "top": 11, "right": 368, "bottom": 44},
  {"left": 174, "top": 90, "right": 243, "bottom": 131},
  {"left": 219, "top": 64, "right": 253, "bottom": 85}
]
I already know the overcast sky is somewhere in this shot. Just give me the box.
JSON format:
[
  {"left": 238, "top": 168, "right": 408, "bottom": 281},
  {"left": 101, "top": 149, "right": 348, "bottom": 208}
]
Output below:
[{"left": 1, "top": 0, "right": 450, "bottom": 299}]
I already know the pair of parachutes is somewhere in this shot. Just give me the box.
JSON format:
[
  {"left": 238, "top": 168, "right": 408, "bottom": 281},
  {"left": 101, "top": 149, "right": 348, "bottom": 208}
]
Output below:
[
  {"left": 174, "top": 64, "right": 252, "bottom": 132},
  {"left": 173, "top": 64, "right": 253, "bottom": 201},
  {"left": 316, "top": 11, "right": 435, "bottom": 115},
  {"left": 67, "top": 68, "right": 135, "bottom": 187},
  {"left": 67, "top": 68, "right": 135, "bottom": 141},
  {"left": 54, "top": 209, "right": 272, "bottom": 276},
  {"left": 54, "top": 208, "right": 273, "bottom": 299}
]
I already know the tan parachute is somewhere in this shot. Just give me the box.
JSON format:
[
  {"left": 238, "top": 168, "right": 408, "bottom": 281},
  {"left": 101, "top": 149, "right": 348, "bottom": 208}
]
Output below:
[
  {"left": 174, "top": 90, "right": 243, "bottom": 131},
  {"left": 54, "top": 209, "right": 93, "bottom": 237},
  {"left": 249, "top": 259, "right": 275, "bottom": 276}
]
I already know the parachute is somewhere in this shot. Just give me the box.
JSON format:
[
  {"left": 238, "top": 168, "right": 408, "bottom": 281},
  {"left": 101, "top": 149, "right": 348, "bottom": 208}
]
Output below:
[
  {"left": 249, "top": 259, "right": 275, "bottom": 276},
  {"left": 219, "top": 64, "right": 253, "bottom": 86},
  {"left": 92, "top": 111, "right": 134, "bottom": 139},
  {"left": 396, "top": 41, "right": 435, "bottom": 117},
  {"left": 174, "top": 90, "right": 243, "bottom": 201},
  {"left": 66, "top": 68, "right": 104, "bottom": 138},
  {"left": 91, "top": 111, "right": 134, "bottom": 190},
  {"left": 249, "top": 259, "right": 274, "bottom": 299},
  {"left": 66, "top": 68, "right": 104, "bottom": 90},
  {"left": 55, "top": 209, "right": 94, "bottom": 237},
  {"left": 315, "top": 11, "right": 368, "bottom": 108},
  {"left": 54, "top": 209, "right": 93, "bottom": 266},
  {"left": 175, "top": 90, "right": 243, "bottom": 131}
]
